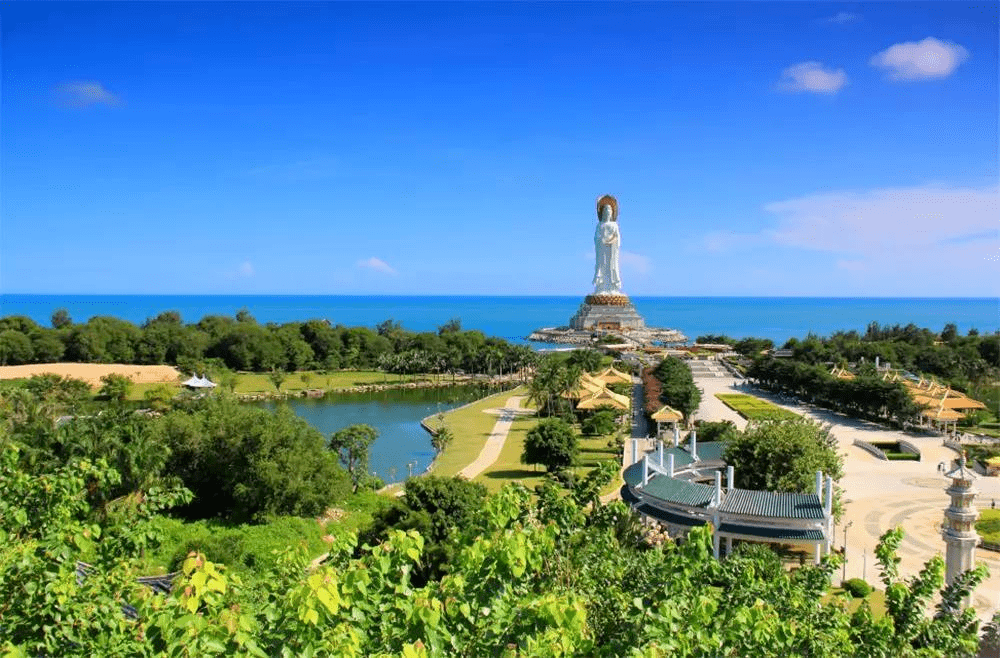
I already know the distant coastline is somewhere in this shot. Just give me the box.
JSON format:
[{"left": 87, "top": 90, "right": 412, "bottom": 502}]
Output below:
[{"left": 2, "top": 294, "right": 997, "bottom": 346}]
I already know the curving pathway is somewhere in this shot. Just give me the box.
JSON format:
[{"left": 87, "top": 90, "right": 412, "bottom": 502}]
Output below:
[{"left": 457, "top": 395, "right": 528, "bottom": 480}]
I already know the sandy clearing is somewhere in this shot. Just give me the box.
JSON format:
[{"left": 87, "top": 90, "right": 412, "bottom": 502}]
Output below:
[{"left": 0, "top": 363, "right": 184, "bottom": 387}]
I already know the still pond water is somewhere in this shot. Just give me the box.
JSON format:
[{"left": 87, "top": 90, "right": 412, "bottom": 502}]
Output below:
[{"left": 263, "top": 384, "right": 506, "bottom": 484}]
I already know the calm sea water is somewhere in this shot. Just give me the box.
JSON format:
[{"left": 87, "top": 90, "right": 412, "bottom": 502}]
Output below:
[
  {"left": 261, "top": 385, "right": 496, "bottom": 481},
  {"left": 1, "top": 294, "right": 996, "bottom": 345}
]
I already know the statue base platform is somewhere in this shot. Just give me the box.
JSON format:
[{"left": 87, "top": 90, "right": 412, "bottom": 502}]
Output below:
[{"left": 570, "top": 295, "right": 646, "bottom": 331}]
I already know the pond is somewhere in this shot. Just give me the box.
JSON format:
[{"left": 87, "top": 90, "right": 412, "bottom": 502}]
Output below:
[{"left": 263, "top": 384, "right": 505, "bottom": 484}]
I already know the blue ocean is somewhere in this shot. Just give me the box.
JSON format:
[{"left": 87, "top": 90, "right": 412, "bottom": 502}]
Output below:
[{"left": 1, "top": 295, "right": 997, "bottom": 345}]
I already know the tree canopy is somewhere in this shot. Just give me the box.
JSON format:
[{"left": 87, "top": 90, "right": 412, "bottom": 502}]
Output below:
[
  {"left": 0, "top": 443, "right": 990, "bottom": 657},
  {"left": 521, "top": 417, "right": 579, "bottom": 472},
  {"left": 723, "top": 418, "right": 844, "bottom": 496}
]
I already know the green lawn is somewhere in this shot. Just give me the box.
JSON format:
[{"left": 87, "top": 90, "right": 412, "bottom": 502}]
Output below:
[
  {"left": 426, "top": 384, "right": 622, "bottom": 495},
  {"left": 473, "top": 416, "right": 622, "bottom": 495},
  {"left": 716, "top": 393, "right": 800, "bottom": 422},
  {"left": 474, "top": 412, "right": 547, "bottom": 493},
  {"left": 426, "top": 387, "right": 528, "bottom": 478},
  {"left": 823, "top": 587, "right": 887, "bottom": 618},
  {"left": 106, "top": 370, "right": 432, "bottom": 401},
  {"left": 976, "top": 508, "right": 1000, "bottom": 545},
  {"left": 230, "top": 370, "right": 429, "bottom": 394}
]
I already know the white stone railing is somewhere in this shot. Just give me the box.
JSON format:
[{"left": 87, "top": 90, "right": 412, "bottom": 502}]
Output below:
[
  {"left": 897, "top": 439, "right": 921, "bottom": 459},
  {"left": 853, "top": 439, "right": 887, "bottom": 460}
]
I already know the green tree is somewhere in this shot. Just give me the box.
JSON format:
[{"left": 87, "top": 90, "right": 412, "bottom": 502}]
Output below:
[
  {"left": 653, "top": 357, "right": 701, "bottom": 423},
  {"left": 566, "top": 348, "right": 603, "bottom": 373},
  {"left": 723, "top": 418, "right": 843, "bottom": 495},
  {"left": 143, "top": 384, "right": 176, "bottom": 412},
  {"left": 522, "top": 418, "right": 579, "bottom": 472},
  {"left": 50, "top": 307, "right": 72, "bottom": 329},
  {"left": 329, "top": 423, "right": 378, "bottom": 491},
  {"left": 153, "top": 397, "right": 350, "bottom": 521},
  {"left": 431, "top": 425, "right": 454, "bottom": 454},
  {"left": 0, "top": 330, "right": 33, "bottom": 365},
  {"left": 581, "top": 409, "right": 618, "bottom": 436},
  {"left": 269, "top": 368, "right": 287, "bottom": 392},
  {"left": 98, "top": 373, "right": 132, "bottom": 402}
]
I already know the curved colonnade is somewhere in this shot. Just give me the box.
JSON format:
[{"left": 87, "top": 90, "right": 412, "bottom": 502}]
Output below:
[{"left": 621, "top": 435, "right": 835, "bottom": 562}]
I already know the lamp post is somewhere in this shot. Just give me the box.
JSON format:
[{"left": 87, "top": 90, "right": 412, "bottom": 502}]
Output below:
[{"left": 842, "top": 520, "right": 854, "bottom": 583}]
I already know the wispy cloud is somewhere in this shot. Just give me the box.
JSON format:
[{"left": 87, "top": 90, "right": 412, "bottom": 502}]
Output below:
[
  {"left": 54, "top": 81, "right": 121, "bottom": 108},
  {"left": 821, "top": 11, "right": 860, "bottom": 25},
  {"left": 761, "top": 183, "right": 999, "bottom": 285},
  {"left": 621, "top": 251, "right": 652, "bottom": 275},
  {"left": 702, "top": 230, "right": 761, "bottom": 253},
  {"left": 776, "top": 62, "right": 848, "bottom": 94},
  {"left": 357, "top": 257, "right": 397, "bottom": 275},
  {"left": 870, "top": 37, "right": 969, "bottom": 81},
  {"left": 237, "top": 261, "right": 254, "bottom": 277}
]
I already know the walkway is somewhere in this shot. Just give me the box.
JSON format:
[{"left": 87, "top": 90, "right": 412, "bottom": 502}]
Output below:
[
  {"left": 457, "top": 395, "right": 528, "bottom": 480},
  {"left": 691, "top": 372, "right": 1000, "bottom": 623}
]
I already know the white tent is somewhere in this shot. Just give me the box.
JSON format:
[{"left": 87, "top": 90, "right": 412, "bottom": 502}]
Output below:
[{"left": 183, "top": 374, "right": 217, "bottom": 389}]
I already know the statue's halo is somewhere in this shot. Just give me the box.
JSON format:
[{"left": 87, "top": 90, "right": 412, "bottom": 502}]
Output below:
[{"left": 596, "top": 194, "right": 619, "bottom": 222}]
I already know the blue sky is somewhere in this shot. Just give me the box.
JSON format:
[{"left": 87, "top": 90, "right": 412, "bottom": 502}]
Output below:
[{"left": 2, "top": 1, "right": 997, "bottom": 296}]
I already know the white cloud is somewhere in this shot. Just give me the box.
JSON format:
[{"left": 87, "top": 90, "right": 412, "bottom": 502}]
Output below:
[
  {"left": 54, "top": 81, "right": 121, "bottom": 108},
  {"left": 702, "top": 230, "right": 761, "bottom": 253},
  {"left": 237, "top": 261, "right": 254, "bottom": 277},
  {"left": 621, "top": 251, "right": 651, "bottom": 275},
  {"left": 777, "top": 62, "right": 848, "bottom": 94},
  {"left": 870, "top": 37, "right": 969, "bottom": 81},
  {"left": 761, "top": 183, "right": 999, "bottom": 287},
  {"left": 357, "top": 257, "right": 397, "bottom": 275},
  {"left": 822, "top": 11, "right": 860, "bottom": 25}
]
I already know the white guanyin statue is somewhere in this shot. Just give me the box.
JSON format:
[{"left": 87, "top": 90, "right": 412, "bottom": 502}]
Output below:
[{"left": 593, "top": 194, "right": 623, "bottom": 295}]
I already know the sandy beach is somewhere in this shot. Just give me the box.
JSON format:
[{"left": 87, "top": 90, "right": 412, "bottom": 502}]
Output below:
[{"left": 0, "top": 363, "right": 183, "bottom": 387}]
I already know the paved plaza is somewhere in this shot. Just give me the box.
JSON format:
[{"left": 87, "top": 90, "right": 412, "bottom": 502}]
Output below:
[{"left": 689, "top": 369, "right": 1000, "bottom": 621}]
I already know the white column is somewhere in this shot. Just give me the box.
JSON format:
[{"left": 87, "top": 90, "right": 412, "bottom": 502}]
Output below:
[
  {"left": 727, "top": 465, "right": 735, "bottom": 492},
  {"left": 631, "top": 439, "right": 637, "bottom": 465},
  {"left": 690, "top": 430, "right": 698, "bottom": 461},
  {"left": 667, "top": 453, "right": 674, "bottom": 477},
  {"left": 673, "top": 424, "right": 680, "bottom": 447},
  {"left": 642, "top": 455, "right": 650, "bottom": 486},
  {"left": 658, "top": 440, "right": 664, "bottom": 467}
]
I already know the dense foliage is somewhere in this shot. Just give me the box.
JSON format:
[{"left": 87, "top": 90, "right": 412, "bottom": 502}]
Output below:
[
  {"left": 0, "top": 441, "right": 990, "bottom": 657},
  {"left": 748, "top": 358, "right": 921, "bottom": 424},
  {"left": 361, "top": 475, "right": 489, "bottom": 583},
  {"left": 723, "top": 418, "right": 844, "bottom": 497},
  {"left": 643, "top": 357, "right": 701, "bottom": 423},
  {"left": 521, "top": 418, "right": 579, "bottom": 473},
  {"left": 781, "top": 322, "right": 998, "bottom": 391},
  {"left": 581, "top": 409, "right": 619, "bottom": 436},
  {"left": 1, "top": 381, "right": 352, "bottom": 523},
  {"left": 152, "top": 397, "right": 351, "bottom": 522},
  {"left": 526, "top": 354, "right": 583, "bottom": 418},
  {"left": 695, "top": 334, "right": 775, "bottom": 357},
  {"left": 0, "top": 311, "right": 536, "bottom": 376}
]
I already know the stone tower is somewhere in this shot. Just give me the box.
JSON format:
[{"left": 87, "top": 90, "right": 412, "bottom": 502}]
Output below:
[{"left": 942, "top": 454, "right": 980, "bottom": 588}]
